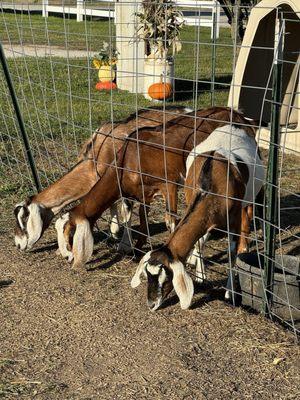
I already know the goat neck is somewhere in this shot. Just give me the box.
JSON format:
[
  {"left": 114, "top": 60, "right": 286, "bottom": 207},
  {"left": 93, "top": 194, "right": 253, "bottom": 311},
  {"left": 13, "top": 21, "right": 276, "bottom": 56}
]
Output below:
[
  {"left": 34, "top": 159, "right": 99, "bottom": 214},
  {"left": 69, "top": 164, "right": 121, "bottom": 224}
]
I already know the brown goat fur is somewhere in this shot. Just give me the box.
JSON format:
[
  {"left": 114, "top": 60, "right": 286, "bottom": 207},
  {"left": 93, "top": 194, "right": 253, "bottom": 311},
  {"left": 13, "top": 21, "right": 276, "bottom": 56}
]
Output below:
[
  {"left": 168, "top": 152, "right": 249, "bottom": 262},
  {"left": 34, "top": 106, "right": 191, "bottom": 210}
]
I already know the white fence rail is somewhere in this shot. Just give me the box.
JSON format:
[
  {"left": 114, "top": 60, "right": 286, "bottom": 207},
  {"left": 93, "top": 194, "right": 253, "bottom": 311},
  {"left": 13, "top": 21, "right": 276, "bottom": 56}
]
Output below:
[
  {"left": 41, "top": 0, "right": 115, "bottom": 21},
  {"left": 41, "top": 0, "right": 220, "bottom": 38}
]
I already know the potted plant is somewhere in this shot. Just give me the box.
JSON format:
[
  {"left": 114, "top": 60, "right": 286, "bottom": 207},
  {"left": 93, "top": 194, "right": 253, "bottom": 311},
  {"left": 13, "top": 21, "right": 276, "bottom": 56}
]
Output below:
[
  {"left": 93, "top": 42, "right": 119, "bottom": 91},
  {"left": 135, "top": 0, "right": 184, "bottom": 100}
]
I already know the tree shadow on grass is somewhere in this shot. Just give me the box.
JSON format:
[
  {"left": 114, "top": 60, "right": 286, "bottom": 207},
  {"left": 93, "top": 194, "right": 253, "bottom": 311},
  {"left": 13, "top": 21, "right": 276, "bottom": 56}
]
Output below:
[{"left": 174, "top": 75, "right": 232, "bottom": 102}]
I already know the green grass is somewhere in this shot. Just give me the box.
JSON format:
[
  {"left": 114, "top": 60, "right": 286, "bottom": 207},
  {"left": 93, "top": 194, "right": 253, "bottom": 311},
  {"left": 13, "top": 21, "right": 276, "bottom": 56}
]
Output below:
[
  {"left": 0, "top": 12, "right": 233, "bottom": 195},
  {"left": 1, "top": 11, "right": 115, "bottom": 50}
]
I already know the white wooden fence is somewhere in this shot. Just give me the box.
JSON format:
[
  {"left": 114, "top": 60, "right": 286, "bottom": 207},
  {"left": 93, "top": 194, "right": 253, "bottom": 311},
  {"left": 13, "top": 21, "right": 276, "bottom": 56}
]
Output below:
[
  {"left": 41, "top": 0, "right": 221, "bottom": 39},
  {"left": 42, "top": 0, "right": 115, "bottom": 21}
]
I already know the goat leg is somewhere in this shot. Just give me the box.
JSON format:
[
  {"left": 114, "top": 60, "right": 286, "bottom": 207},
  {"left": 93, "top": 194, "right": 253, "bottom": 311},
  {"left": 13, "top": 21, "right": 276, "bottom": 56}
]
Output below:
[
  {"left": 135, "top": 203, "right": 150, "bottom": 252},
  {"left": 225, "top": 233, "right": 240, "bottom": 304},
  {"left": 117, "top": 199, "right": 134, "bottom": 254},
  {"left": 109, "top": 203, "right": 120, "bottom": 239},
  {"left": 187, "top": 232, "right": 210, "bottom": 283},
  {"left": 237, "top": 205, "right": 252, "bottom": 254},
  {"left": 162, "top": 184, "right": 178, "bottom": 233}
]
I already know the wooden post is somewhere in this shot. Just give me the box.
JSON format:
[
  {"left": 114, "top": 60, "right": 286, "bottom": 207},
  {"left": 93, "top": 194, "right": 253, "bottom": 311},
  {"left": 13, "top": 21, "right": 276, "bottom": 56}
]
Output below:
[
  {"left": 42, "top": 0, "right": 48, "bottom": 18},
  {"left": 77, "top": 0, "right": 84, "bottom": 22},
  {"left": 215, "top": 0, "right": 220, "bottom": 39}
]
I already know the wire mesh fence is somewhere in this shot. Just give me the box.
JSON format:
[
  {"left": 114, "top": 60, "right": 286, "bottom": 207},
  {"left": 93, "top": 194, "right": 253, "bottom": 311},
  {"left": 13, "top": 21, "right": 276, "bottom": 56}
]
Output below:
[{"left": 0, "top": 0, "right": 299, "bottom": 337}]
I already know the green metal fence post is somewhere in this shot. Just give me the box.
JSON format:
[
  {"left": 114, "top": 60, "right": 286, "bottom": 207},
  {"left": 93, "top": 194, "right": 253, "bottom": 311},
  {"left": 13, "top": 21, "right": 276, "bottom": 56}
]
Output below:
[
  {"left": 0, "top": 42, "right": 41, "bottom": 192},
  {"left": 263, "top": 16, "right": 284, "bottom": 317}
]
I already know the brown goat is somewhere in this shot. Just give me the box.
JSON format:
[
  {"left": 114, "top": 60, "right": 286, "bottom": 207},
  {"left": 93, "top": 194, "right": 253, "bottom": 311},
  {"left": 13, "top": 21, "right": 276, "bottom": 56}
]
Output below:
[
  {"left": 56, "top": 107, "right": 256, "bottom": 269},
  {"left": 131, "top": 123, "right": 265, "bottom": 311},
  {"left": 14, "top": 106, "right": 190, "bottom": 251}
]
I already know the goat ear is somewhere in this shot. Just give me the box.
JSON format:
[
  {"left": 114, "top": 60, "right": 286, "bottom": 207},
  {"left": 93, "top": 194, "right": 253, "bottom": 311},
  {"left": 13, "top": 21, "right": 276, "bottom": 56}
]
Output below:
[
  {"left": 131, "top": 251, "right": 152, "bottom": 288},
  {"left": 55, "top": 213, "right": 73, "bottom": 261},
  {"left": 72, "top": 219, "right": 94, "bottom": 269},
  {"left": 26, "top": 203, "right": 43, "bottom": 247},
  {"left": 170, "top": 262, "right": 194, "bottom": 310}
]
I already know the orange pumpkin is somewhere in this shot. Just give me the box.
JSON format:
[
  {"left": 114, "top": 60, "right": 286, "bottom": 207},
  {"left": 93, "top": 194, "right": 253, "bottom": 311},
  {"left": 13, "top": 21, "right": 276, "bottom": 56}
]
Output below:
[
  {"left": 148, "top": 81, "right": 172, "bottom": 100},
  {"left": 95, "top": 81, "right": 117, "bottom": 91}
]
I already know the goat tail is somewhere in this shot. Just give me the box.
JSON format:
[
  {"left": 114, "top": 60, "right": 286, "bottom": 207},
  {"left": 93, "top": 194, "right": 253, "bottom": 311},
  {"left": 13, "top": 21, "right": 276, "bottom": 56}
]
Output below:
[
  {"left": 198, "top": 152, "right": 214, "bottom": 195},
  {"left": 72, "top": 218, "right": 94, "bottom": 270}
]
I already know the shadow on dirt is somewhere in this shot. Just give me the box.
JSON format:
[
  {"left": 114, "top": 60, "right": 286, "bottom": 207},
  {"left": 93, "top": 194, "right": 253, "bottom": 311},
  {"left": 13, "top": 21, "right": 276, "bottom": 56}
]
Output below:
[
  {"left": 0, "top": 279, "right": 14, "bottom": 288},
  {"left": 87, "top": 251, "right": 124, "bottom": 271},
  {"left": 31, "top": 241, "right": 58, "bottom": 253},
  {"left": 279, "top": 193, "right": 300, "bottom": 228}
]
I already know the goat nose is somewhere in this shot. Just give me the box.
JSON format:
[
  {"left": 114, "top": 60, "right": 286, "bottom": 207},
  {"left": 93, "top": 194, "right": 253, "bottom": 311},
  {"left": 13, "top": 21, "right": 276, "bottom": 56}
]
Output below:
[
  {"left": 147, "top": 300, "right": 157, "bottom": 311},
  {"left": 17, "top": 244, "right": 20, "bottom": 250}
]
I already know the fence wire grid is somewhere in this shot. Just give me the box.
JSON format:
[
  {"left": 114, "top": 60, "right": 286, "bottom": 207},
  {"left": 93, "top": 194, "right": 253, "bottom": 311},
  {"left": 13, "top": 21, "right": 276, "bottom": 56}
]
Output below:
[{"left": 0, "top": 0, "right": 299, "bottom": 337}]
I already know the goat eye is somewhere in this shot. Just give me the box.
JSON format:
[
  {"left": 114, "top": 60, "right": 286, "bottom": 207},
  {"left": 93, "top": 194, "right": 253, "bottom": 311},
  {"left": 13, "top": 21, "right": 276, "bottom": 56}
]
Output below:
[{"left": 14, "top": 208, "right": 20, "bottom": 218}]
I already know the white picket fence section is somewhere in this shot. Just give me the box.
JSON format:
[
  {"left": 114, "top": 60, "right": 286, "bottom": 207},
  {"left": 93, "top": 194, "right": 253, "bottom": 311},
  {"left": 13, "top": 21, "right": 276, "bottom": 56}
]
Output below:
[
  {"left": 42, "top": 0, "right": 115, "bottom": 21},
  {"left": 177, "top": 0, "right": 220, "bottom": 38},
  {"left": 41, "top": 0, "right": 221, "bottom": 39}
]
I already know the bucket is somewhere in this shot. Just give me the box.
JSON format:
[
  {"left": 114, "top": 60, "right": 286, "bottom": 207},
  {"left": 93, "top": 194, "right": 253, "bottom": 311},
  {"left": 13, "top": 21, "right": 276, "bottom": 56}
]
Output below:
[{"left": 237, "top": 253, "right": 300, "bottom": 323}]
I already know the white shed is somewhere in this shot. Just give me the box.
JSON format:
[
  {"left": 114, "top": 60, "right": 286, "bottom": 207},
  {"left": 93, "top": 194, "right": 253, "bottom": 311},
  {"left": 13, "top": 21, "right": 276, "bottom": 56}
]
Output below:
[{"left": 228, "top": 0, "right": 300, "bottom": 153}]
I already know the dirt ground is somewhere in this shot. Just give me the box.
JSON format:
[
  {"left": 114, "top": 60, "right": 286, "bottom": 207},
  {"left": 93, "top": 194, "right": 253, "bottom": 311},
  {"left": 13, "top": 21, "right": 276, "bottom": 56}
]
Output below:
[
  {"left": 1, "top": 203, "right": 300, "bottom": 399},
  {"left": 1, "top": 146, "right": 300, "bottom": 399}
]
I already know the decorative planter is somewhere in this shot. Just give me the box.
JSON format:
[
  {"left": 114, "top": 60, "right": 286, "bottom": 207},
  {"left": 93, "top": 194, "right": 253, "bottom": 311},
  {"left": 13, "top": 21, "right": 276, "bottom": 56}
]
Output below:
[
  {"left": 95, "top": 81, "right": 117, "bottom": 91},
  {"left": 236, "top": 253, "right": 300, "bottom": 322},
  {"left": 144, "top": 57, "right": 174, "bottom": 100},
  {"left": 98, "top": 64, "right": 116, "bottom": 83}
]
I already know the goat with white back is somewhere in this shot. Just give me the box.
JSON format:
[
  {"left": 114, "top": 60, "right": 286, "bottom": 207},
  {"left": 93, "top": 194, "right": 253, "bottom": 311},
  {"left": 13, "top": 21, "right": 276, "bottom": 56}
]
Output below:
[
  {"left": 14, "top": 106, "right": 190, "bottom": 252},
  {"left": 131, "top": 123, "right": 265, "bottom": 311}
]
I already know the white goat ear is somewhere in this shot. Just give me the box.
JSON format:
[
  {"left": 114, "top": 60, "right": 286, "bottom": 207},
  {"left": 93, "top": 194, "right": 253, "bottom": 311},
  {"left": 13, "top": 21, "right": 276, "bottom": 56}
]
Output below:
[
  {"left": 170, "top": 261, "right": 194, "bottom": 310},
  {"left": 55, "top": 213, "right": 72, "bottom": 260},
  {"left": 72, "top": 219, "right": 94, "bottom": 268},
  {"left": 26, "top": 203, "right": 43, "bottom": 248},
  {"left": 16, "top": 206, "right": 26, "bottom": 231},
  {"left": 131, "top": 251, "right": 152, "bottom": 288}
]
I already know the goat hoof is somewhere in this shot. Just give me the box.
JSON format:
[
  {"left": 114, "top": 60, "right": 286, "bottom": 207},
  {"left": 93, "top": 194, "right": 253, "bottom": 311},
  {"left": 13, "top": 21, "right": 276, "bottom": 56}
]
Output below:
[
  {"left": 194, "top": 274, "right": 206, "bottom": 283},
  {"left": 55, "top": 248, "right": 61, "bottom": 256},
  {"left": 224, "top": 289, "right": 241, "bottom": 306},
  {"left": 71, "top": 261, "right": 83, "bottom": 272}
]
